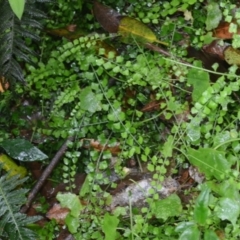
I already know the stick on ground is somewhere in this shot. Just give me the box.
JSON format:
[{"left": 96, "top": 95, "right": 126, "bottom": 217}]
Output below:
[{"left": 21, "top": 137, "right": 73, "bottom": 213}]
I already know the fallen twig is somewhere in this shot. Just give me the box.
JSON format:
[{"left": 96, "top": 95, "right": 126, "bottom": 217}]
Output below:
[{"left": 21, "top": 137, "right": 73, "bottom": 213}]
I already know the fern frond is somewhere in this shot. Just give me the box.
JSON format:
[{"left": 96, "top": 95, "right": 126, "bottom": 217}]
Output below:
[
  {"left": 0, "top": 171, "right": 41, "bottom": 240},
  {"left": 0, "top": 0, "right": 46, "bottom": 86}
]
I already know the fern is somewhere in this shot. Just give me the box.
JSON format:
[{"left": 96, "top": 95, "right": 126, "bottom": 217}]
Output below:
[
  {"left": 0, "top": 0, "right": 46, "bottom": 86},
  {"left": 0, "top": 170, "right": 41, "bottom": 240}
]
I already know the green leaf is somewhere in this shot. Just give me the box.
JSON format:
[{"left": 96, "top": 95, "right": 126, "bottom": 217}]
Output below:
[
  {"left": 79, "top": 87, "right": 101, "bottom": 113},
  {"left": 102, "top": 213, "right": 119, "bottom": 240},
  {"left": 194, "top": 185, "right": 210, "bottom": 224},
  {"left": 207, "top": 180, "right": 239, "bottom": 201},
  {"left": 215, "top": 197, "right": 240, "bottom": 226},
  {"left": 8, "top": 0, "right": 25, "bottom": 20},
  {"left": 0, "top": 139, "right": 48, "bottom": 161},
  {"left": 204, "top": 229, "right": 219, "bottom": 240},
  {"left": 56, "top": 193, "right": 83, "bottom": 218},
  {"left": 187, "top": 67, "right": 210, "bottom": 102},
  {"left": 187, "top": 148, "right": 230, "bottom": 180},
  {"left": 206, "top": 2, "right": 222, "bottom": 31},
  {"left": 153, "top": 194, "right": 182, "bottom": 220},
  {"left": 179, "top": 226, "right": 200, "bottom": 240}
]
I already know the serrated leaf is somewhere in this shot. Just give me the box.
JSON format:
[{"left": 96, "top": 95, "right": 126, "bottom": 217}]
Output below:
[
  {"left": 187, "top": 67, "right": 210, "bottom": 102},
  {"left": 153, "top": 194, "right": 182, "bottom": 220},
  {"left": 79, "top": 87, "right": 102, "bottom": 113},
  {"left": 102, "top": 213, "right": 119, "bottom": 240},
  {"left": 187, "top": 148, "right": 230, "bottom": 180},
  {"left": 194, "top": 186, "right": 210, "bottom": 224},
  {"left": 8, "top": 0, "right": 25, "bottom": 20},
  {"left": 215, "top": 197, "right": 240, "bottom": 225},
  {"left": 206, "top": 2, "right": 222, "bottom": 31},
  {"left": 0, "top": 139, "right": 48, "bottom": 161},
  {"left": 119, "top": 17, "right": 168, "bottom": 46}
]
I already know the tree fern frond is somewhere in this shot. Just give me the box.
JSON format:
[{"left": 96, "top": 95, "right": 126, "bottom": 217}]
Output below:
[
  {"left": 15, "top": 28, "right": 41, "bottom": 41},
  {"left": 0, "top": 0, "right": 47, "bottom": 85},
  {"left": 24, "top": 5, "right": 46, "bottom": 18},
  {"left": 0, "top": 170, "right": 41, "bottom": 240},
  {"left": 21, "top": 18, "right": 43, "bottom": 29}
]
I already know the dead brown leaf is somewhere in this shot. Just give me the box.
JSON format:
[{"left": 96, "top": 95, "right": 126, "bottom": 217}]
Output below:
[
  {"left": 213, "top": 21, "right": 240, "bottom": 39},
  {"left": 93, "top": 1, "right": 121, "bottom": 33},
  {"left": 46, "top": 204, "right": 70, "bottom": 224}
]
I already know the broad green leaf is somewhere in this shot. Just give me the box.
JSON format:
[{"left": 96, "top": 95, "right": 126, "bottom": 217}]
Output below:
[
  {"left": 213, "top": 131, "right": 232, "bottom": 149},
  {"left": 57, "top": 193, "right": 83, "bottom": 218},
  {"left": 215, "top": 197, "right": 240, "bottom": 226},
  {"left": 194, "top": 185, "right": 210, "bottom": 224},
  {"left": 179, "top": 226, "right": 200, "bottom": 240},
  {"left": 65, "top": 214, "right": 80, "bottom": 234},
  {"left": 207, "top": 180, "right": 239, "bottom": 201},
  {"left": 175, "top": 221, "right": 195, "bottom": 233},
  {"left": 119, "top": 17, "right": 168, "bottom": 46},
  {"left": 8, "top": 0, "right": 25, "bottom": 20},
  {"left": 0, "top": 154, "right": 27, "bottom": 178},
  {"left": 79, "top": 87, "right": 102, "bottom": 113},
  {"left": 102, "top": 213, "right": 119, "bottom": 240},
  {"left": 153, "top": 194, "right": 182, "bottom": 220},
  {"left": 204, "top": 229, "right": 219, "bottom": 240},
  {"left": 0, "top": 139, "right": 48, "bottom": 161},
  {"left": 187, "top": 67, "right": 210, "bottom": 102},
  {"left": 187, "top": 148, "right": 230, "bottom": 180},
  {"left": 206, "top": 2, "right": 222, "bottom": 31}
]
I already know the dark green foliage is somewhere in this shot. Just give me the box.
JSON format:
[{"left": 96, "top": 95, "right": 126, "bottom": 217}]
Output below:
[
  {"left": 0, "top": 169, "right": 41, "bottom": 240},
  {"left": 0, "top": 0, "right": 45, "bottom": 86}
]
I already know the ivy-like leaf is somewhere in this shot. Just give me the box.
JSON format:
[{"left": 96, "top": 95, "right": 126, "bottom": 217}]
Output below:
[
  {"left": 102, "top": 213, "right": 119, "bottom": 240},
  {"left": 153, "top": 194, "right": 182, "bottom": 220}
]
